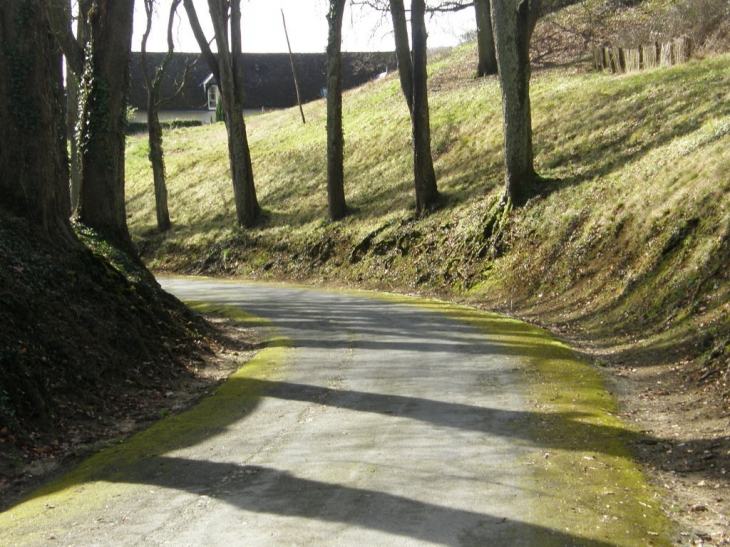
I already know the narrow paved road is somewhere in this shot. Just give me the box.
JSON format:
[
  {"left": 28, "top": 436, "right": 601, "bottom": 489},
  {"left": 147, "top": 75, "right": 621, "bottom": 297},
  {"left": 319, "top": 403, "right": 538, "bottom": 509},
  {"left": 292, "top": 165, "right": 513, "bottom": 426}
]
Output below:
[
  {"left": 158, "top": 279, "right": 540, "bottom": 546},
  {"left": 1, "top": 279, "right": 671, "bottom": 546}
]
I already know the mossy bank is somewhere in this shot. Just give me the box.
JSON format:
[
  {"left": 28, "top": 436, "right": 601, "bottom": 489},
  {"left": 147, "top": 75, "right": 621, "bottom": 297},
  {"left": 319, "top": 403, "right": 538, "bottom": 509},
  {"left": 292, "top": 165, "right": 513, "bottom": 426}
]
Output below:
[{"left": 127, "top": 48, "right": 730, "bottom": 403}]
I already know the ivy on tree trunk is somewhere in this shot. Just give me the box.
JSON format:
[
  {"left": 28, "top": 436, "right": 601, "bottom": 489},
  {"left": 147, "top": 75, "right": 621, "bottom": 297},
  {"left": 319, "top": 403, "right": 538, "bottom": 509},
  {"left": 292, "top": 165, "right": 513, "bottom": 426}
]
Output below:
[{"left": 76, "top": 0, "right": 137, "bottom": 254}]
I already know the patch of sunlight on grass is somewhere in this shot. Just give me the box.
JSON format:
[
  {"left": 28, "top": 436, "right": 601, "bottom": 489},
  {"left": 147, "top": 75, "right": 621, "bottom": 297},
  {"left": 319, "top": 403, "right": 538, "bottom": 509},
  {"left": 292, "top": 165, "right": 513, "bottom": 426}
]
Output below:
[{"left": 127, "top": 48, "right": 730, "bottom": 358}]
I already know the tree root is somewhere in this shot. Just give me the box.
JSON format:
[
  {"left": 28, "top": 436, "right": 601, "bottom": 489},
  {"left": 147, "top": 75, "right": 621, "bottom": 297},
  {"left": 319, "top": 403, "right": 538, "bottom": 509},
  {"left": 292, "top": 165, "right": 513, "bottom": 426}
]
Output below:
[{"left": 482, "top": 192, "right": 514, "bottom": 259}]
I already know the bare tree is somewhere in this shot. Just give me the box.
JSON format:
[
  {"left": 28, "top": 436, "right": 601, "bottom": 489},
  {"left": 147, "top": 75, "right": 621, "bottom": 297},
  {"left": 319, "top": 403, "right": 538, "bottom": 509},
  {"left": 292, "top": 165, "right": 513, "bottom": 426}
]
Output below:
[
  {"left": 355, "top": 0, "right": 495, "bottom": 78},
  {"left": 43, "top": 0, "right": 91, "bottom": 214},
  {"left": 390, "top": 0, "right": 440, "bottom": 215},
  {"left": 141, "top": 0, "right": 196, "bottom": 232},
  {"left": 491, "top": 0, "right": 541, "bottom": 207},
  {"left": 183, "top": 0, "right": 260, "bottom": 228},
  {"left": 326, "top": 0, "right": 349, "bottom": 221},
  {"left": 390, "top": 0, "right": 414, "bottom": 110},
  {"left": 474, "top": 0, "right": 497, "bottom": 76}
]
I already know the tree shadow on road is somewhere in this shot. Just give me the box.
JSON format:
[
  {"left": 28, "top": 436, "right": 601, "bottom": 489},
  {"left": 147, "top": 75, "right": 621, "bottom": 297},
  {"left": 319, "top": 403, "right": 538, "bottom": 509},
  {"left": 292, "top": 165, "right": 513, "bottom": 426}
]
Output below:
[
  {"left": 109, "top": 457, "right": 617, "bottom": 547},
  {"left": 7, "top": 366, "right": 677, "bottom": 545}
]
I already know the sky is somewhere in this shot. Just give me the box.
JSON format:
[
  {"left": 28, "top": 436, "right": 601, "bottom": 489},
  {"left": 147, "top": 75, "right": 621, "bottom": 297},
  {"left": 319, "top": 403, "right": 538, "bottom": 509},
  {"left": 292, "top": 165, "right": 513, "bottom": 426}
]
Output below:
[{"left": 132, "top": 0, "right": 476, "bottom": 54}]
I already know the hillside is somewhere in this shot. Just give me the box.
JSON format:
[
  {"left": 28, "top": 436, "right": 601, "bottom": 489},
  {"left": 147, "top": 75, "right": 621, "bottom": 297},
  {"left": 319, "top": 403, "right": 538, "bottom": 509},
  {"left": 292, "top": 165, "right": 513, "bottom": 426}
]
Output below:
[
  {"left": 127, "top": 46, "right": 730, "bottom": 394},
  {"left": 126, "top": 39, "right": 730, "bottom": 541},
  {"left": 0, "top": 214, "right": 258, "bottom": 508}
]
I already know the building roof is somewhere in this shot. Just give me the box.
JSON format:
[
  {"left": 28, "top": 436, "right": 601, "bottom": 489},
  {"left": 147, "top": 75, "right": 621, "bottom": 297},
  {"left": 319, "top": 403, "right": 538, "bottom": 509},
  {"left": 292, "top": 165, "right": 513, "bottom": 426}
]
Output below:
[{"left": 128, "top": 51, "right": 397, "bottom": 112}]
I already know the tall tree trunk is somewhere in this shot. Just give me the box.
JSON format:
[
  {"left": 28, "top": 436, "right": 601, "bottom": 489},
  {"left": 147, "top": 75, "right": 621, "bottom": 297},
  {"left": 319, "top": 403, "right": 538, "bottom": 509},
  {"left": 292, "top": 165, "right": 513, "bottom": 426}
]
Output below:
[
  {"left": 390, "top": 0, "right": 413, "bottom": 112},
  {"left": 389, "top": 0, "right": 439, "bottom": 215},
  {"left": 326, "top": 0, "right": 348, "bottom": 221},
  {"left": 44, "top": 0, "right": 89, "bottom": 215},
  {"left": 491, "top": 0, "right": 540, "bottom": 207},
  {"left": 411, "top": 0, "right": 439, "bottom": 214},
  {"left": 475, "top": 0, "right": 498, "bottom": 76},
  {"left": 184, "top": 0, "right": 260, "bottom": 228},
  {"left": 0, "top": 0, "right": 75, "bottom": 245},
  {"left": 67, "top": 68, "right": 82, "bottom": 214},
  {"left": 76, "top": 0, "right": 136, "bottom": 253},
  {"left": 142, "top": 0, "right": 179, "bottom": 232},
  {"left": 68, "top": 0, "right": 90, "bottom": 214},
  {"left": 147, "top": 107, "right": 171, "bottom": 231}
]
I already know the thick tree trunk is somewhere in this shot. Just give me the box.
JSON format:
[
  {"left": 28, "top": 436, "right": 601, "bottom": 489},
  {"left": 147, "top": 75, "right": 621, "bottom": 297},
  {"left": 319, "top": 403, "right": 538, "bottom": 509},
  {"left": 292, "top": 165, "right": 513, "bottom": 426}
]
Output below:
[
  {"left": 326, "top": 0, "right": 348, "bottom": 221},
  {"left": 411, "top": 0, "right": 439, "bottom": 214},
  {"left": 76, "top": 0, "right": 136, "bottom": 253},
  {"left": 475, "top": 0, "right": 498, "bottom": 76},
  {"left": 491, "top": 0, "right": 539, "bottom": 207},
  {"left": 0, "top": 0, "right": 75, "bottom": 245}
]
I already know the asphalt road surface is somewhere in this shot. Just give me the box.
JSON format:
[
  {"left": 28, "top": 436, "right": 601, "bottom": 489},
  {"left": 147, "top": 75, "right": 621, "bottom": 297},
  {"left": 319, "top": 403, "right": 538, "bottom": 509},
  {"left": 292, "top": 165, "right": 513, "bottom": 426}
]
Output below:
[{"left": 0, "top": 279, "right": 670, "bottom": 546}]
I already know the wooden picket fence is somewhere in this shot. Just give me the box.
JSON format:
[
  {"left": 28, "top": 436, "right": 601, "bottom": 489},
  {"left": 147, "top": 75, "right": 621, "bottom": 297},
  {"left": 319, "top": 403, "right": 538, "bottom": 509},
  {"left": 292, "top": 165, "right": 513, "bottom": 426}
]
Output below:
[{"left": 593, "top": 36, "right": 693, "bottom": 74}]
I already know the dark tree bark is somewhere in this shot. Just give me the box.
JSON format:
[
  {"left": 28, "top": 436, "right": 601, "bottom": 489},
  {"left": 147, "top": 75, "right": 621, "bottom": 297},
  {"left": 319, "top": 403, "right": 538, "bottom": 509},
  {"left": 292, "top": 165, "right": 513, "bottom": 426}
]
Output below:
[
  {"left": 491, "top": 0, "right": 541, "bottom": 207},
  {"left": 43, "top": 0, "right": 85, "bottom": 75},
  {"left": 67, "top": 63, "right": 82, "bottom": 213},
  {"left": 141, "top": 0, "right": 183, "bottom": 232},
  {"left": 44, "top": 0, "right": 91, "bottom": 214},
  {"left": 0, "top": 0, "right": 75, "bottom": 245},
  {"left": 410, "top": 0, "right": 439, "bottom": 214},
  {"left": 73, "top": 0, "right": 137, "bottom": 254},
  {"left": 70, "top": 1, "right": 91, "bottom": 214},
  {"left": 183, "top": 0, "right": 219, "bottom": 83},
  {"left": 389, "top": 0, "right": 414, "bottom": 112},
  {"left": 184, "top": 0, "right": 260, "bottom": 228},
  {"left": 326, "top": 0, "right": 348, "bottom": 221},
  {"left": 389, "top": 0, "right": 439, "bottom": 215},
  {"left": 475, "top": 0, "right": 497, "bottom": 76}
]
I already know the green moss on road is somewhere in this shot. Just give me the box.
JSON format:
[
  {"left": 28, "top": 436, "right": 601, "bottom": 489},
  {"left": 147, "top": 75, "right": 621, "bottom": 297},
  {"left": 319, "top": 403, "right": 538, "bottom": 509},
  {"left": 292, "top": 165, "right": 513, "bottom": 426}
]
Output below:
[
  {"left": 374, "top": 292, "right": 675, "bottom": 546},
  {"left": 1, "top": 290, "right": 675, "bottom": 546},
  {"left": 0, "top": 305, "right": 290, "bottom": 545}
]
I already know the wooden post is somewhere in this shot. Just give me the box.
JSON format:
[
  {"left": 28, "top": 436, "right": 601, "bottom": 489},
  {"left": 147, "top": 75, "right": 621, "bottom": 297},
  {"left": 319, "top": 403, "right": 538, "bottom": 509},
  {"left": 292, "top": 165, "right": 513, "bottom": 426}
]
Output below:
[
  {"left": 625, "top": 48, "right": 640, "bottom": 72},
  {"left": 609, "top": 46, "right": 622, "bottom": 73},
  {"left": 642, "top": 43, "right": 658, "bottom": 70},
  {"left": 592, "top": 46, "right": 604, "bottom": 71},
  {"left": 660, "top": 41, "right": 673, "bottom": 67},
  {"left": 673, "top": 36, "right": 693, "bottom": 64},
  {"left": 281, "top": 9, "right": 306, "bottom": 124}
]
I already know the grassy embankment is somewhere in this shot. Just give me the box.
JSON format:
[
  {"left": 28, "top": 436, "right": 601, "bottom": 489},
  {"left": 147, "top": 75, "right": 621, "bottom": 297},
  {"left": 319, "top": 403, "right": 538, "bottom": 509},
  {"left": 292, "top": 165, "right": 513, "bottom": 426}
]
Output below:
[{"left": 126, "top": 45, "right": 730, "bottom": 398}]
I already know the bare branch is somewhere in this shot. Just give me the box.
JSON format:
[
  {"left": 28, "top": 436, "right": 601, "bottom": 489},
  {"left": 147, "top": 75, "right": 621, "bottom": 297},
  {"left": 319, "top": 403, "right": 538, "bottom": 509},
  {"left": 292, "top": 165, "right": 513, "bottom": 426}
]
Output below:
[
  {"left": 183, "top": 0, "right": 220, "bottom": 84},
  {"left": 43, "top": 0, "right": 85, "bottom": 75},
  {"left": 140, "top": 0, "right": 155, "bottom": 91},
  {"left": 161, "top": 0, "right": 200, "bottom": 106},
  {"left": 427, "top": 0, "right": 474, "bottom": 13}
]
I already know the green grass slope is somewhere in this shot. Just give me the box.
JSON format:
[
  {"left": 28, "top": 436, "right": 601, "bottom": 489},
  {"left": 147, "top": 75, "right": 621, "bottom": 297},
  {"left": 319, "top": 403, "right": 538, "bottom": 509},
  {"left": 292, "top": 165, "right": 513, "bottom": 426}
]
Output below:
[{"left": 126, "top": 46, "right": 730, "bottom": 402}]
